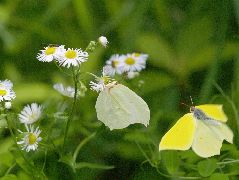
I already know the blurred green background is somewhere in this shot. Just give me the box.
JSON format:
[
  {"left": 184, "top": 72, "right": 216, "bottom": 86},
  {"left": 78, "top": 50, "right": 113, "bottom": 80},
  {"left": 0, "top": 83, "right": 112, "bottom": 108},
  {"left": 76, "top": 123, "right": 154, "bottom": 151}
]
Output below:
[{"left": 1, "top": 0, "right": 239, "bottom": 179}]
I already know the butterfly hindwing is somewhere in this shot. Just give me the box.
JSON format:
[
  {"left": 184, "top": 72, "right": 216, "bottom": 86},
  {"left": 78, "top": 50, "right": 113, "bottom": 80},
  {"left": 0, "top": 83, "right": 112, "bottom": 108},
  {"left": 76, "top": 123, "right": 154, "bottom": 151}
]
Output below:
[
  {"left": 192, "top": 119, "right": 233, "bottom": 158},
  {"left": 192, "top": 120, "right": 222, "bottom": 158},
  {"left": 159, "top": 113, "right": 196, "bottom": 151}
]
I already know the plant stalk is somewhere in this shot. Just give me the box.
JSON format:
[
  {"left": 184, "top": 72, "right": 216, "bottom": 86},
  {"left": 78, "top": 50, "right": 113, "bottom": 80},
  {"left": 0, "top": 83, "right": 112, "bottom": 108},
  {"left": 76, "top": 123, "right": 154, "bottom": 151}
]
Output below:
[{"left": 63, "top": 66, "right": 79, "bottom": 151}]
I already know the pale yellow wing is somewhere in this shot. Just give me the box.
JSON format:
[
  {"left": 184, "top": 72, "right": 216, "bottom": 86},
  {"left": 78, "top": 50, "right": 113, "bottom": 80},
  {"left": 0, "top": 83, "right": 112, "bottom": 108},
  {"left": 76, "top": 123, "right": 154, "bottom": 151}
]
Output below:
[
  {"left": 95, "top": 84, "right": 150, "bottom": 130},
  {"left": 192, "top": 120, "right": 233, "bottom": 158},
  {"left": 159, "top": 113, "right": 196, "bottom": 151},
  {"left": 196, "top": 104, "right": 227, "bottom": 122},
  {"left": 109, "top": 84, "right": 150, "bottom": 128}
]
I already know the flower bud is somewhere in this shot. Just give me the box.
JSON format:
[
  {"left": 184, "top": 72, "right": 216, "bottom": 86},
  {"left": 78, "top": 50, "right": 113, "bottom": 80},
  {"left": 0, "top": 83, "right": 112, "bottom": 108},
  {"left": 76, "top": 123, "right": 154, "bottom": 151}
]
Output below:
[{"left": 98, "top": 36, "right": 108, "bottom": 48}]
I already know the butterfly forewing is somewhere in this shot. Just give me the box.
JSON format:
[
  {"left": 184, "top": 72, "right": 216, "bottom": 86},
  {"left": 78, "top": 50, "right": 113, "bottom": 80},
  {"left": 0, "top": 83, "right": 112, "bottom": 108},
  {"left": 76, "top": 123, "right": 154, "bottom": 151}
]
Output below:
[
  {"left": 159, "top": 113, "right": 196, "bottom": 151},
  {"left": 195, "top": 105, "right": 228, "bottom": 122}
]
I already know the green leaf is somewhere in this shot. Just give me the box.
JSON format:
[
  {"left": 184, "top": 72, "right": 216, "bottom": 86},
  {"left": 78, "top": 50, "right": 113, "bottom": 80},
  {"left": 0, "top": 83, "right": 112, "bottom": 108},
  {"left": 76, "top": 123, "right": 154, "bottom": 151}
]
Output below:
[
  {"left": 0, "top": 174, "right": 17, "bottom": 180},
  {"left": 197, "top": 158, "right": 218, "bottom": 177},
  {"left": 161, "top": 151, "right": 180, "bottom": 175},
  {"left": 58, "top": 154, "right": 75, "bottom": 171},
  {"left": 9, "top": 148, "right": 41, "bottom": 177},
  {"left": 210, "top": 173, "right": 229, "bottom": 180},
  {"left": 75, "top": 162, "right": 114, "bottom": 170}
]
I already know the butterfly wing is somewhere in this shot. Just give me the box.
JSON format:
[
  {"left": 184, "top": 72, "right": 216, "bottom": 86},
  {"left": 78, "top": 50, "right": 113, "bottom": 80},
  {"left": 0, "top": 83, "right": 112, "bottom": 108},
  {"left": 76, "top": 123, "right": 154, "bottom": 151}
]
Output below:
[
  {"left": 159, "top": 113, "right": 196, "bottom": 151},
  {"left": 192, "top": 120, "right": 233, "bottom": 158},
  {"left": 95, "top": 84, "right": 150, "bottom": 130},
  {"left": 195, "top": 104, "right": 227, "bottom": 122}
]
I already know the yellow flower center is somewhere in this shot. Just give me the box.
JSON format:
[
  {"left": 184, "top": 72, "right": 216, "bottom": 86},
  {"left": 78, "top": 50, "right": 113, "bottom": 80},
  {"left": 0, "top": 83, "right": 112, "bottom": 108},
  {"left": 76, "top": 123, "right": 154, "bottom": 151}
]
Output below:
[
  {"left": 0, "top": 89, "right": 7, "bottom": 96},
  {"left": 30, "top": 114, "right": 36, "bottom": 120},
  {"left": 65, "top": 50, "right": 77, "bottom": 59},
  {"left": 125, "top": 57, "right": 135, "bottom": 65},
  {"left": 28, "top": 133, "right": 37, "bottom": 145},
  {"left": 45, "top": 47, "right": 56, "bottom": 55},
  {"left": 101, "top": 76, "right": 110, "bottom": 84},
  {"left": 112, "top": 60, "right": 119, "bottom": 68},
  {"left": 134, "top": 53, "right": 141, "bottom": 57}
]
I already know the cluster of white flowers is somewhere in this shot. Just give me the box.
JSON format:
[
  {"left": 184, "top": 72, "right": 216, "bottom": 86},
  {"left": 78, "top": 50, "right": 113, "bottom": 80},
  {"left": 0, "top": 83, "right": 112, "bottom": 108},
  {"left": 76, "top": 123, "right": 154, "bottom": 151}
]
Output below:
[
  {"left": 90, "top": 52, "right": 148, "bottom": 92},
  {"left": 17, "top": 103, "right": 42, "bottom": 152},
  {"left": 37, "top": 45, "right": 89, "bottom": 68},
  {"left": 0, "top": 79, "right": 16, "bottom": 109},
  {"left": 103, "top": 53, "right": 148, "bottom": 79},
  {"left": 0, "top": 79, "right": 42, "bottom": 152}
]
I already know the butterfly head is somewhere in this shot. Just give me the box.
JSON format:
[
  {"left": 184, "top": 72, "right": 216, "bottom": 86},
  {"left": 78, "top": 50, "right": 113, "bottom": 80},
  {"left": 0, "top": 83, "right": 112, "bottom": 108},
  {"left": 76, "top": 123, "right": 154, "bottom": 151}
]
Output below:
[
  {"left": 181, "top": 96, "right": 195, "bottom": 113},
  {"left": 190, "top": 106, "right": 196, "bottom": 113}
]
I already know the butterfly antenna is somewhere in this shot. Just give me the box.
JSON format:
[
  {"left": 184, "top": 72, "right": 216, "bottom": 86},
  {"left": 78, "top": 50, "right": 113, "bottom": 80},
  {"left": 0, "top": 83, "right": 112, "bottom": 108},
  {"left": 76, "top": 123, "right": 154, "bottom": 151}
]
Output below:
[
  {"left": 190, "top": 96, "right": 194, "bottom": 106},
  {"left": 181, "top": 102, "right": 190, "bottom": 108}
]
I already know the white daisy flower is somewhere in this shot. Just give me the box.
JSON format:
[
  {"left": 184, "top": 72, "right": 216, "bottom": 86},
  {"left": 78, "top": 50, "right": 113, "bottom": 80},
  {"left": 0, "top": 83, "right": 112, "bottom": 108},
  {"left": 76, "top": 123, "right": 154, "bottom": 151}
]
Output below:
[
  {"left": 98, "top": 36, "right": 108, "bottom": 47},
  {"left": 37, "top": 45, "right": 65, "bottom": 62},
  {"left": 17, "top": 125, "right": 42, "bottom": 152},
  {"left": 19, "top": 103, "right": 42, "bottom": 124},
  {"left": 89, "top": 81, "right": 104, "bottom": 93},
  {"left": 127, "top": 71, "right": 140, "bottom": 79},
  {"left": 132, "top": 53, "right": 148, "bottom": 64},
  {"left": 104, "top": 54, "right": 124, "bottom": 76},
  {"left": 53, "top": 83, "right": 75, "bottom": 98},
  {"left": 0, "top": 79, "right": 13, "bottom": 89},
  {"left": 90, "top": 68, "right": 114, "bottom": 92},
  {"left": 119, "top": 53, "right": 148, "bottom": 72},
  {"left": 0, "top": 80, "right": 16, "bottom": 102},
  {"left": 56, "top": 48, "right": 88, "bottom": 68}
]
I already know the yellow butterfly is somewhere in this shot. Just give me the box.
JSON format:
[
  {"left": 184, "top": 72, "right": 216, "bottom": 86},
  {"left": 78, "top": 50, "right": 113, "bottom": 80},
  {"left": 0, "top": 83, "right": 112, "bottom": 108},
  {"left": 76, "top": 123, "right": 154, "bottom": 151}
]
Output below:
[{"left": 159, "top": 104, "right": 233, "bottom": 158}]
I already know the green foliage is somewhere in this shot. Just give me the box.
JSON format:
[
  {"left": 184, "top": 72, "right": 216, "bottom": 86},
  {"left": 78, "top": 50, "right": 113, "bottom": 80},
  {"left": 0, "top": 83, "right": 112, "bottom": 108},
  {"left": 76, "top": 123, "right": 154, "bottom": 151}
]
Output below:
[
  {"left": 161, "top": 151, "right": 180, "bottom": 175},
  {"left": 210, "top": 173, "right": 229, "bottom": 180},
  {"left": 197, "top": 158, "right": 218, "bottom": 177},
  {"left": 0, "top": 0, "right": 239, "bottom": 179}
]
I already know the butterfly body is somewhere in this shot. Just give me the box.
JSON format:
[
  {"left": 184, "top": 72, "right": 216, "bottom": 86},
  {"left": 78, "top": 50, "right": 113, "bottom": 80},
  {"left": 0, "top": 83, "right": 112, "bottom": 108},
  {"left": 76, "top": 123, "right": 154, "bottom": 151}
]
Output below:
[
  {"left": 192, "top": 107, "right": 210, "bottom": 121},
  {"left": 191, "top": 107, "right": 221, "bottom": 126}
]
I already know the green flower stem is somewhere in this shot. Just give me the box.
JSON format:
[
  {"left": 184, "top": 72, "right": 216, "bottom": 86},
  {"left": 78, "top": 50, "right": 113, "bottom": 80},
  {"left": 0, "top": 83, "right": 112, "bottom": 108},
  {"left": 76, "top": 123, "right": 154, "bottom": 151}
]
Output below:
[
  {"left": 41, "top": 150, "right": 47, "bottom": 172},
  {"left": 63, "top": 66, "right": 79, "bottom": 151},
  {"left": 85, "top": 41, "right": 97, "bottom": 52},
  {"left": 4, "top": 162, "right": 16, "bottom": 176},
  {"left": 54, "top": 61, "right": 72, "bottom": 77},
  {"left": 217, "top": 159, "right": 239, "bottom": 165},
  {"left": 73, "top": 132, "right": 96, "bottom": 163}
]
